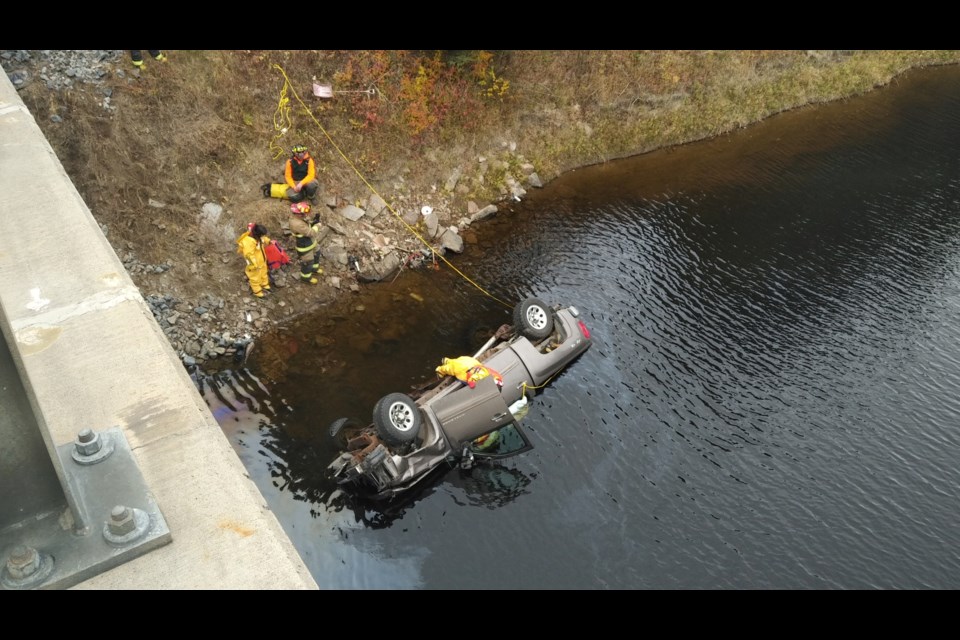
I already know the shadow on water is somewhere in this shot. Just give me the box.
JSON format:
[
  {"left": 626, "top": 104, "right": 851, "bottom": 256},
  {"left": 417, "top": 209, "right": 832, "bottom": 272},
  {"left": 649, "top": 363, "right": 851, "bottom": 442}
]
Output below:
[
  {"left": 198, "top": 65, "right": 960, "bottom": 588},
  {"left": 327, "top": 460, "right": 534, "bottom": 529}
]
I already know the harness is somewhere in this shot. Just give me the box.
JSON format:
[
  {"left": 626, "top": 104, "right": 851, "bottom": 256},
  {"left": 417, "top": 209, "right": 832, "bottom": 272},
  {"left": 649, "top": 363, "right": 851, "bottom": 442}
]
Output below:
[{"left": 465, "top": 365, "right": 503, "bottom": 389}]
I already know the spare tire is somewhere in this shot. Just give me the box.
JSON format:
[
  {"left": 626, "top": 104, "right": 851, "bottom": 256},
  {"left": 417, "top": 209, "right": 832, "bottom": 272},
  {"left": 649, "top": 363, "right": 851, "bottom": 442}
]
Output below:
[
  {"left": 329, "top": 417, "right": 364, "bottom": 451},
  {"left": 373, "top": 392, "right": 421, "bottom": 446},
  {"left": 513, "top": 297, "right": 554, "bottom": 340}
]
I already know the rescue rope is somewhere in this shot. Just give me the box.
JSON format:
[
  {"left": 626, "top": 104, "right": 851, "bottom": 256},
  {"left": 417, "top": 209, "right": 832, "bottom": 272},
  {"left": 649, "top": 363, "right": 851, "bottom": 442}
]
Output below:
[
  {"left": 271, "top": 63, "right": 512, "bottom": 310},
  {"left": 520, "top": 374, "right": 558, "bottom": 396},
  {"left": 269, "top": 80, "right": 293, "bottom": 160}
]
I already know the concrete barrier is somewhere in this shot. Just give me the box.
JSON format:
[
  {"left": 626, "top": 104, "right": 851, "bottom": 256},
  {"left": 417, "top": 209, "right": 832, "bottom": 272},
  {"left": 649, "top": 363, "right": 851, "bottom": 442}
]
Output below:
[{"left": 0, "top": 73, "right": 316, "bottom": 589}]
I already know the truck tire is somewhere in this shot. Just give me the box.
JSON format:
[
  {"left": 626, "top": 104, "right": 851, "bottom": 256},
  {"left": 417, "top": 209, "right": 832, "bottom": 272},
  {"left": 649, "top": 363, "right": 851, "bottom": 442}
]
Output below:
[
  {"left": 514, "top": 297, "right": 554, "bottom": 340},
  {"left": 373, "top": 393, "right": 421, "bottom": 446},
  {"left": 329, "top": 417, "right": 366, "bottom": 451}
]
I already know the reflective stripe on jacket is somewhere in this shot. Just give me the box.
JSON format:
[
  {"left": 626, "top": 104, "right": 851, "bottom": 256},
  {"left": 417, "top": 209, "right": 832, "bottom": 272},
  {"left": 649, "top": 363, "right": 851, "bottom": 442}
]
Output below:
[{"left": 288, "top": 215, "right": 319, "bottom": 254}]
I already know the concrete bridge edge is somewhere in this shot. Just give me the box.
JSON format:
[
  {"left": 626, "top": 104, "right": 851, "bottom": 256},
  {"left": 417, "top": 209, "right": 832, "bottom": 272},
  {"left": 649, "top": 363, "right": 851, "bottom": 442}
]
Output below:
[{"left": 0, "top": 73, "right": 317, "bottom": 589}]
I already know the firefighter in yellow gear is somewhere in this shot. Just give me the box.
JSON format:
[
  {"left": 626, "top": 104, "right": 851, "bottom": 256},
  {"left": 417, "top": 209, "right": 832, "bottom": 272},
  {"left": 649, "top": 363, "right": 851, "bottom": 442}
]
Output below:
[
  {"left": 435, "top": 356, "right": 503, "bottom": 389},
  {"left": 288, "top": 202, "right": 327, "bottom": 284},
  {"left": 237, "top": 223, "right": 271, "bottom": 297}
]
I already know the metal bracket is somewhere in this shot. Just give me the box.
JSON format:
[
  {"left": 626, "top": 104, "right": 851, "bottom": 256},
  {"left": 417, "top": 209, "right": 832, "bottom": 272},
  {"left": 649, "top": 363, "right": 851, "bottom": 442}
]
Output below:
[{"left": 0, "top": 427, "right": 171, "bottom": 590}]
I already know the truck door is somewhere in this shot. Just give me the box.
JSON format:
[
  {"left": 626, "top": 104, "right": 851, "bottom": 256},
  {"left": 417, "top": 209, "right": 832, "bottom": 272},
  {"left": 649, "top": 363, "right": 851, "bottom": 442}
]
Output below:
[{"left": 430, "top": 375, "right": 515, "bottom": 448}]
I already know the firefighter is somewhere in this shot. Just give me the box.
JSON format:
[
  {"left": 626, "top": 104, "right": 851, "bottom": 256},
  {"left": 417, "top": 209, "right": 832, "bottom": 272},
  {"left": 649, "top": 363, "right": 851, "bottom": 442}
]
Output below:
[
  {"left": 237, "top": 223, "right": 270, "bottom": 298},
  {"left": 129, "top": 50, "right": 166, "bottom": 69},
  {"left": 284, "top": 144, "right": 320, "bottom": 204},
  {"left": 288, "top": 202, "right": 327, "bottom": 285},
  {"left": 435, "top": 356, "right": 503, "bottom": 389}
]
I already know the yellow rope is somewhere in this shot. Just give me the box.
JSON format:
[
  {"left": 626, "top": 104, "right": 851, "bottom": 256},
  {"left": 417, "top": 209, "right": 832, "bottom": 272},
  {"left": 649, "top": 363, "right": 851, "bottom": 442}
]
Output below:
[
  {"left": 270, "top": 78, "right": 293, "bottom": 160},
  {"left": 520, "top": 374, "right": 557, "bottom": 397},
  {"left": 271, "top": 63, "right": 513, "bottom": 310}
]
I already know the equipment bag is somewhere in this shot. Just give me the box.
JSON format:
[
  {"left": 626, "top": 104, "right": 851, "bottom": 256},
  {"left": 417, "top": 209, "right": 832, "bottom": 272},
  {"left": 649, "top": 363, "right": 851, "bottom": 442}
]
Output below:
[
  {"left": 265, "top": 240, "right": 291, "bottom": 270},
  {"left": 261, "top": 183, "right": 288, "bottom": 199}
]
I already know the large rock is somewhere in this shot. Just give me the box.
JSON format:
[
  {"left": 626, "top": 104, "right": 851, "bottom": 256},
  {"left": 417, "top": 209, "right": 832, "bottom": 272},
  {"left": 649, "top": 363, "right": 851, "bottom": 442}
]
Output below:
[
  {"left": 423, "top": 211, "right": 440, "bottom": 238},
  {"left": 337, "top": 204, "right": 365, "bottom": 222},
  {"left": 200, "top": 202, "right": 223, "bottom": 222},
  {"left": 444, "top": 167, "right": 462, "bottom": 192},
  {"left": 325, "top": 220, "right": 348, "bottom": 237},
  {"left": 439, "top": 228, "right": 464, "bottom": 254},
  {"left": 357, "top": 251, "right": 401, "bottom": 283},
  {"left": 322, "top": 242, "right": 349, "bottom": 267},
  {"left": 199, "top": 202, "right": 235, "bottom": 243},
  {"left": 366, "top": 193, "right": 388, "bottom": 219},
  {"left": 470, "top": 204, "right": 497, "bottom": 222}
]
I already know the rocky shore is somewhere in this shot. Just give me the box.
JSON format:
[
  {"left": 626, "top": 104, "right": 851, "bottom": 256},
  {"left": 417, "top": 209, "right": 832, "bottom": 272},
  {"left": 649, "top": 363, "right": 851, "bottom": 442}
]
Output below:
[{"left": 134, "top": 194, "right": 510, "bottom": 371}]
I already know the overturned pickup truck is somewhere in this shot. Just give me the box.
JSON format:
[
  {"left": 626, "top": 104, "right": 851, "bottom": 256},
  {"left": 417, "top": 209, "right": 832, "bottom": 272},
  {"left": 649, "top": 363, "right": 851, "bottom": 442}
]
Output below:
[{"left": 327, "top": 297, "right": 593, "bottom": 500}]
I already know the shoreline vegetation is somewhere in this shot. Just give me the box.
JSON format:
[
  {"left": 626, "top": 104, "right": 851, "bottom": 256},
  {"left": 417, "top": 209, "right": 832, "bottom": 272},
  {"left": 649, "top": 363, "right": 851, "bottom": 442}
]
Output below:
[{"left": 7, "top": 50, "right": 959, "bottom": 371}]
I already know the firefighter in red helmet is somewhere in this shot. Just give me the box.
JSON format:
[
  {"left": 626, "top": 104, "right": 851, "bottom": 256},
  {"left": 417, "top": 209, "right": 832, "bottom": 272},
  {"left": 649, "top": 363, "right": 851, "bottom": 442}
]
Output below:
[{"left": 288, "top": 202, "right": 327, "bottom": 284}]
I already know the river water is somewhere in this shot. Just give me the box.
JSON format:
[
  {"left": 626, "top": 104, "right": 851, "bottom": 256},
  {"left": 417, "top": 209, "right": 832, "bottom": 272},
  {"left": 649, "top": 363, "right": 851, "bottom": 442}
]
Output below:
[{"left": 199, "top": 64, "right": 960, "bottom": 589}]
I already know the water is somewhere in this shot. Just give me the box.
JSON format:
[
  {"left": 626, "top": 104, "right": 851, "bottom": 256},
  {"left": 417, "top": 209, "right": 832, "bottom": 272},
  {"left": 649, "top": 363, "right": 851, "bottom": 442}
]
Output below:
[{"left": 200, "top": 64, "right": 960, "bottom": 589}]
